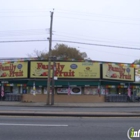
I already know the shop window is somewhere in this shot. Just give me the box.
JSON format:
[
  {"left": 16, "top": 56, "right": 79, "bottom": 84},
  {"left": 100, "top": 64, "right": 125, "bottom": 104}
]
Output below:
[
  {"left": 124, "top": 88, "right": 132, "bottom": 95},
  {"left": 84, "top": 86, "right": 98, "bottom": 95},
  {"left": 136, "top": 89, "right": 140, "bottom": 96},
  {"left": 101, "top": 88, "right": 109, "bottom": 95},
  {"left": 30, "top": 87, "right": 42, "bottom": 94},
  {"left": 22, "top": 88, "right": 27, "bottom": 94},
  {"left": 13, "top": 86, "right": 19, "bottom": 94},
  {"left": 36, "top": 87, "right": 42, "bottom": 94},
  {"left": 123, "top": 88, "right": 127, "bottom": 95},
  {"left": 43, "top": 87, "right": 52, "bottom": 94},
  {"left": 118, "top": 88, "right": 125, "bottom": 95},
  {"left": 109, "top": 88, "right": 117, "bottom": 94},
  {"left": 4, "top": 86, "right": 13, "bottom": 93}
]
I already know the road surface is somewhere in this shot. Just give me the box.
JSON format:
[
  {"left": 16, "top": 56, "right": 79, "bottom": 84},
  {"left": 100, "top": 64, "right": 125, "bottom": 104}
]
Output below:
[{"left": 0, "top": 116, "right": 139, "bottom": 140}]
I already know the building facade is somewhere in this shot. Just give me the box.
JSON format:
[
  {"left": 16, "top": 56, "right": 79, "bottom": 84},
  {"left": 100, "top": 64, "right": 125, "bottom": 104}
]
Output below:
[{"left": 0, "top": 59, "right": 139, "bottom": 103}]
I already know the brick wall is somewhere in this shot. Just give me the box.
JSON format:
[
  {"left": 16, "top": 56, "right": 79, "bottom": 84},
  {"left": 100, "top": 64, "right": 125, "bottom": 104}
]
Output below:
[{"left": 22, "top": 94, "right": 105, "bottom": 103}]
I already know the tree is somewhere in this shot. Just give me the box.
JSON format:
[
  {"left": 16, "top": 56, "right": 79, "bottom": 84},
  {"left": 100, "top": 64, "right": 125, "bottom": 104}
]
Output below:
[
  {"left": 29, "top": 44, "right": 89, "bottom": 60},
  {"left": 133, "top": 59, "right": 140, "bottom": 64}
]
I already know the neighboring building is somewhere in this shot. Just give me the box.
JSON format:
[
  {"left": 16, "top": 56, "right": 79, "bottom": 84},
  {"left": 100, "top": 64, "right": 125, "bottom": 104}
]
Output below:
[{"left": 0, "top": 58, "right": 139, "bottom": 103}]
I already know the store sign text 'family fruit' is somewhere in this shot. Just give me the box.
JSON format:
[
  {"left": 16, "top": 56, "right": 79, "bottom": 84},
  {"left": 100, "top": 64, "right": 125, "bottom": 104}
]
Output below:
[
  {"left": 107, "top": 65, "right": 131, "bottom": 80},
  {"left": 0, "top": 64, "right": 23, "bottom": 77},
  {"left": 37, "top": 63, "right": 75, "bottom": 77}
]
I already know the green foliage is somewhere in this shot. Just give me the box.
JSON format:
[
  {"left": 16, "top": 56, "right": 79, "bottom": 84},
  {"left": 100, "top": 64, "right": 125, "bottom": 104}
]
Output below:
[
  {"left": 133, "top": 59, "right": 140, "bottom": 64},
  {"left": 30, "top": 44, "right": 89, "bottom": 60}
]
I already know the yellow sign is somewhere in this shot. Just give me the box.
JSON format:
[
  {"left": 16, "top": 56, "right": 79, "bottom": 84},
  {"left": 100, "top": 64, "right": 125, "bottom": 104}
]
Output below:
[
  {"left": 0, "top": 62, "right": 28, "bottom": 79},
  {"left": 30, "top": 61, "right": 100, "bottom": 78},
  {"left": 102, "top": 63, "right": 134, "bottom": 81},
  {"left": 135, "top": 68, "right": 140, "bottom": 82}
]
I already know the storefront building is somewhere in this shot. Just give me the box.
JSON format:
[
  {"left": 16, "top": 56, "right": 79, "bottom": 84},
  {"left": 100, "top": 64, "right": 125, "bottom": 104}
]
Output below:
[{"left": 0, "top": 59, "right": 139, "bottom": 103}]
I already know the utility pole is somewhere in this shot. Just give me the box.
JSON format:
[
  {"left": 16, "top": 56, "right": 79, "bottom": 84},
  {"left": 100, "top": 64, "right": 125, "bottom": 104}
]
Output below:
[
  {"left": 46, "top": 11, "right": 54, "bottom": 105},
  {"left": 51, "top": 58, "right": 56, "bottom": 105}
]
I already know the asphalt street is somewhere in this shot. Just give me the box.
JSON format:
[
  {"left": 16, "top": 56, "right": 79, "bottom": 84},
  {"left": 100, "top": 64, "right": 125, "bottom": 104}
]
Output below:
[{"left": 0, "top": 116, "right": 139, "bottom": 140}]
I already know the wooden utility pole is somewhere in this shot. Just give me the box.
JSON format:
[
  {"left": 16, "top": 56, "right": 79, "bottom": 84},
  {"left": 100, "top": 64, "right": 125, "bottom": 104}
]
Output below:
[
  {"left": 47, "top": 11, "right": 54, "bottom": 105},
  {"left": 51, "top": 59, "right": 56, "bottom": 105}
]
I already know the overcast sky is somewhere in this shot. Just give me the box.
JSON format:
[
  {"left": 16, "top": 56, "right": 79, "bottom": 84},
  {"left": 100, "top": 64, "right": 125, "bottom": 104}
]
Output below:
[{"left": 0, "top": 0, "right": 140, "bottom": 63}]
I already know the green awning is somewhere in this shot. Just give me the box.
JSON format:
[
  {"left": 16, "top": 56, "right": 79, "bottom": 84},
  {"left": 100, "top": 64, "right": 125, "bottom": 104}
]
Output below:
[
  {"left": 0, "top": 80, "right": 28, "bottom": 84},
  {"left": 101, "top": 81, "right": 140, "bottom": 86},
  {"left": 101, "top": 81, "right": 122, "bottom": 86},
  {"left": 27, "top": 80, "right": 99, "bottom": 86}
]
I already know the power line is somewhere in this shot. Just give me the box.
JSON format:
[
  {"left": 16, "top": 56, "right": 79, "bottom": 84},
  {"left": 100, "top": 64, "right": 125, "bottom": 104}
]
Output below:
[
  {"left": 0, "top": 39, "right": 140, "bottom": 51},
  {"left": 77, "top": 46, "right": 139, "bottom": 58},
  {"left": 0, "top": 9, "right": 50, "bottom": 13},
  {"left": 0, "top": 29, "right": 49, "bottom": 37},
  {"left": 56, "top": 10, "right": 140, "bottom": 21},
  {"left": 0, "top": 8, "right": 139, "bottom": 22},
  {"left": 52, "top": 40, "right": 140, "bottom": 50},
  {"left": 0, "top": 28, "right": 49, "bottom": 32},
  {"left": 55, "top": 16, "right": 140, "bottom": 26},
  {"left": 0, "top": 15, "right": 49, "bottom": 18},
  {"left": 56, "top": 9, "right": 140, "bottom": 21},
  {"left": 0, "top": 39, "right": 139, "bottom": 59},
  {"left": 0, "top": 39, "right": 47, "bottom": 43},
  {"left": 54, "top": 33, "right": 140, "bottom": 46},
  {"left": 0, "top": 34, "right": 48, "bottom": 38},
  {"left": 54, "top": 30, "right": 140, "bottom": 45},
  {"left": 0, "top": 29, "right": 139, "bottom": 46},
  {"left": 0, "top": 9, "right": 140, "bottom": 25}
]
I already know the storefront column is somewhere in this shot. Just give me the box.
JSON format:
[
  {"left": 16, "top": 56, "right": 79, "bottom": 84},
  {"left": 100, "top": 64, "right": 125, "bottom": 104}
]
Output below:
[
  {"left": 98, "top": 81, "right": 101, "bottom": 95},
  {"left": 20, "top": 86, "right": 23, "bottom": 94},
  {"left": 27, "top": 87, "right": 30, "bottom": 94}
]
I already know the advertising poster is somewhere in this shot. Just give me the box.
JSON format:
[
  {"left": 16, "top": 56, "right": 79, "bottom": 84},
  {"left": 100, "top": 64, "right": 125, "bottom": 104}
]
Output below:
[
  {"left": 57, "top": 87, "right": 81, "bottom": 94},
  {"left": 71, "top": 87, "right": 81, "bottom": 94},
  {"left": 0, "top": 62, "right": 28, "bottom": 79},
  {"left": 84, "top": 87, "right": 98, "bottom": 95},
  {"left": 30, "top": 61, "right": 100, "bottom": 79},
  {"left": 57, "top": 87, "right": 69, "bottom": 94},
  {"left": 102, "top": 63, "right": 134, "bottom": 81}
]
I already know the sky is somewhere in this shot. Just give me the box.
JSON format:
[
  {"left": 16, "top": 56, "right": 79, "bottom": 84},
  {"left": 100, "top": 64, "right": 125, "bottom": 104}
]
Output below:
[{"left": 0, "top": 0, "right": 140, "bottom": 63}]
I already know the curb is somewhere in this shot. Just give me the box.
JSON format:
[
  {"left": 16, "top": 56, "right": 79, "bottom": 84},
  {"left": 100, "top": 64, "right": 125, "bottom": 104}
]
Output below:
[
  {"left": 0, "top": 105, "right": 140, "bottom": 108},
  {"left": 0, "top": 112, "right": 140, "bottom": 117},
  {"left": 52, "top": 105, "right": 140, "bottom": 108}
]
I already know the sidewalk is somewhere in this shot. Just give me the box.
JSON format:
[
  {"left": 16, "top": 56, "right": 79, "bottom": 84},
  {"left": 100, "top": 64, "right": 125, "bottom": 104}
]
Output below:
[
  {"left": 0, "top": 101, "right": 140, "bottom": 107},
  {"left": 0, "top": 101, "right": 140, "bottom": 117}
]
